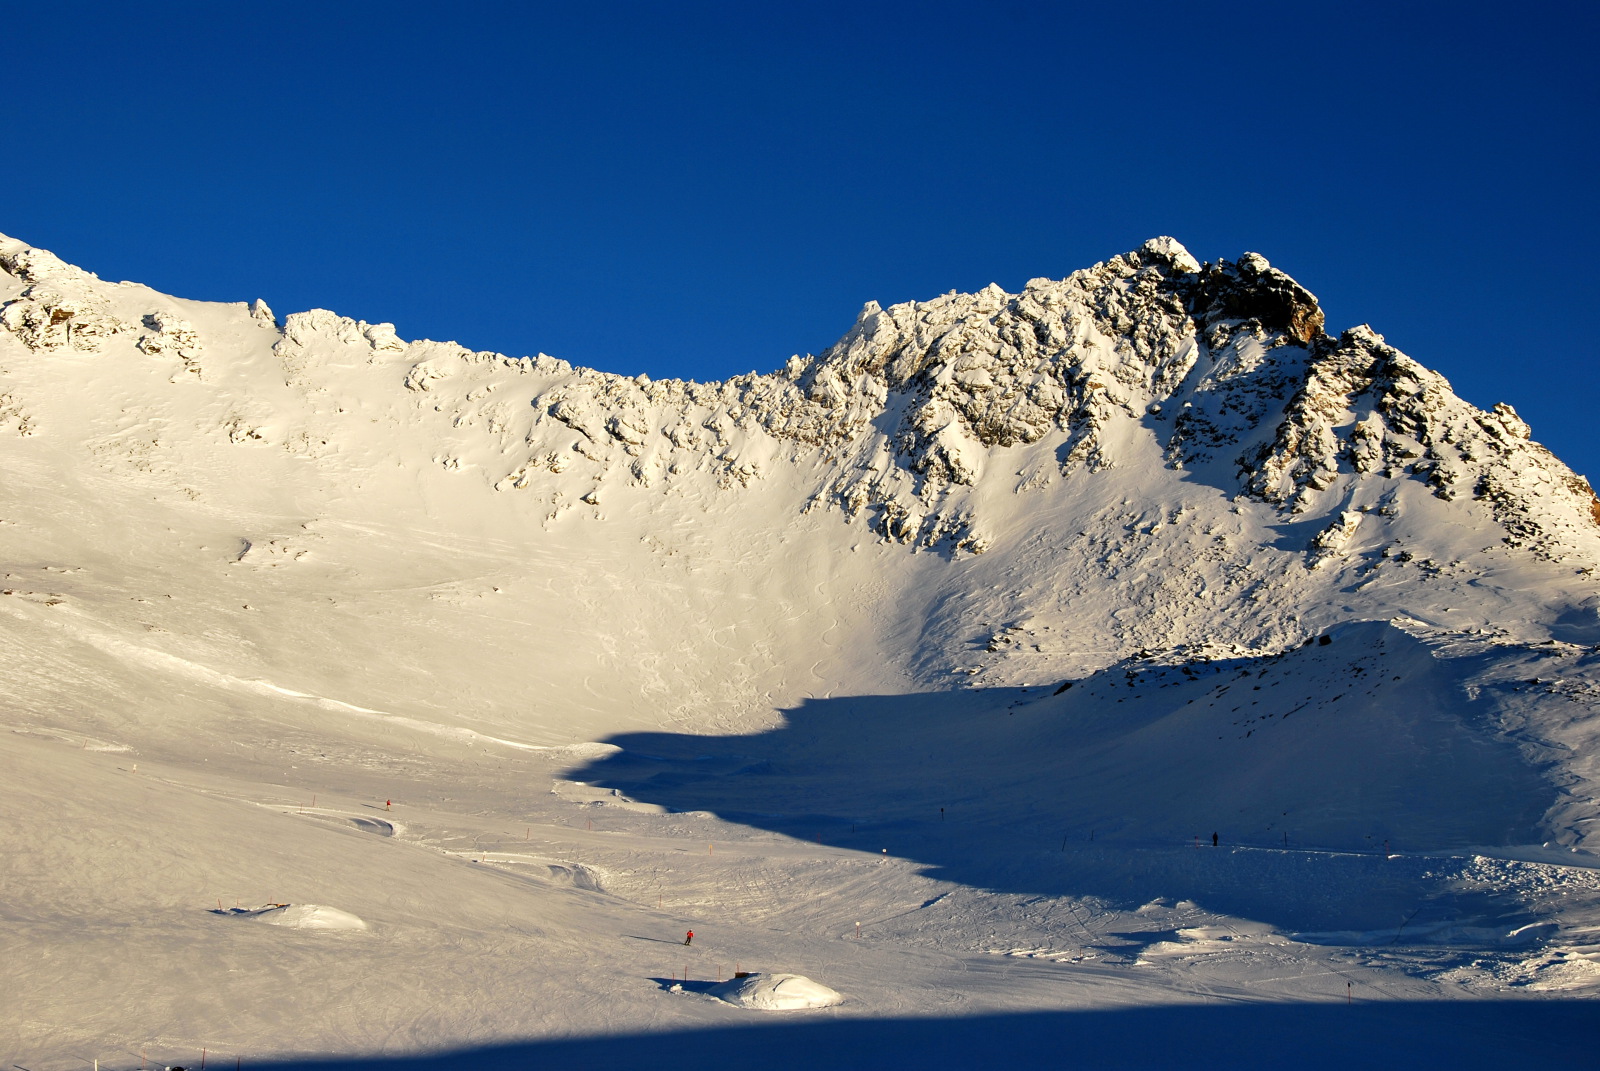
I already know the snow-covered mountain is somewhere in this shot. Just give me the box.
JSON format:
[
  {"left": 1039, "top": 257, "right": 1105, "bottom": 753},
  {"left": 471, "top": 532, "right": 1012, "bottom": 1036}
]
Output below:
[{"left": 2, "top": 232, "right": 1596, "bottom": 1067}]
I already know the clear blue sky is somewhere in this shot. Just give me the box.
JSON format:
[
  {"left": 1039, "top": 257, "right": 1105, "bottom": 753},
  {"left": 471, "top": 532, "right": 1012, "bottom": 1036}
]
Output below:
[{"left": 7, "top": 2, "right": 1597, "bottom": 478}]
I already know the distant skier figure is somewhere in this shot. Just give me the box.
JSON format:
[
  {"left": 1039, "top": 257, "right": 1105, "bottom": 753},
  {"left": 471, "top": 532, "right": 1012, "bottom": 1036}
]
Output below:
[
  {"left": 1212, "top": 832, "right": 1218, "bottom": 847},
  {"left": 684, "top": 930, "right": 694, "bottom": 946}
]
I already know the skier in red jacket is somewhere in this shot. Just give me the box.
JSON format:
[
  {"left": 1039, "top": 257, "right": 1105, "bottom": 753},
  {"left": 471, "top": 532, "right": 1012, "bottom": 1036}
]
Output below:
[{"left": 684, "top": 930, "right": 694, "bottom": 946}]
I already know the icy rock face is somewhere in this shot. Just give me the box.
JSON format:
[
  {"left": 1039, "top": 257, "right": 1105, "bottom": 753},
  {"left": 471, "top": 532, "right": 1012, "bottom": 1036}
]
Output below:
[{"left": 1239, "top": 325, "right": 1600, "bottom": 560}]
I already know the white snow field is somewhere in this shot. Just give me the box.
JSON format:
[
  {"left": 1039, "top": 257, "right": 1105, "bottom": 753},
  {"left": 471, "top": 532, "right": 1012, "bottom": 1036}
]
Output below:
[{"left": 0, "top": 232, "right": 1596, "bottom": 1068}]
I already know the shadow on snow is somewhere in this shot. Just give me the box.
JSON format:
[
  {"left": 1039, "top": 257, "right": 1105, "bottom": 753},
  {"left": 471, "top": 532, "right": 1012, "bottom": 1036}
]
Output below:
[
  {"left": 240, "top": 1000, "right": 1594, "bottom": 1071},
  {"left": 567, "top": 622, "right": 1558, "bottom": 938}
]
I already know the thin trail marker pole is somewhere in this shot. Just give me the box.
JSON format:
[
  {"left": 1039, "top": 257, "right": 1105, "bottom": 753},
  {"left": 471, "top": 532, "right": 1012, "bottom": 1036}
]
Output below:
[
  {"left": 310, "top": 795, "right": 315, "bottom": 810},
  {"left": 1346, "top": 981, "right": 1352, "bottom": 1004},
  {"left": 709, "top": 842, "right": 713, "bottom": 855},
  {"left": 201, "top": 1048, "right": 207, "bottom": 1071},
  {"left": 1060, "top": 835, "right": 1067, "bottom": 852},
  {"left": 855, "top": 921, "right": 861, "bottom": 939}
]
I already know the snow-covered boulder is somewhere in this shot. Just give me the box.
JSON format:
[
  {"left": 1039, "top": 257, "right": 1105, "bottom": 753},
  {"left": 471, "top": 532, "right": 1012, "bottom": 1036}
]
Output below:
[
  {"left": 706, "top": 972, "right": 842, "bottom": 1010},
  {"left": 238, "top": 903, "right": 368, "bottom": 931}
]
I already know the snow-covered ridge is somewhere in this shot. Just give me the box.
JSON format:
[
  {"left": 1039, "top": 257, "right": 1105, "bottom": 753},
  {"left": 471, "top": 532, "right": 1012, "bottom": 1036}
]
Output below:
[
  {"left": 282, "top": 239, "right": 1600, "bottom": 561},
  {"left": 3, "top": 228, "right": 1599, "bottom": 683},
  {"left": 2, "top": 231, "right": 1594, "bottom": 567}
]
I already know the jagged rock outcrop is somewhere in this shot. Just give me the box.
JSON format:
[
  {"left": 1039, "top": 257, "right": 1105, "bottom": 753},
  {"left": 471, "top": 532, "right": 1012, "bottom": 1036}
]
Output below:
[{"left": 333, "top": 235, "right": 1590, "bottom": 564}]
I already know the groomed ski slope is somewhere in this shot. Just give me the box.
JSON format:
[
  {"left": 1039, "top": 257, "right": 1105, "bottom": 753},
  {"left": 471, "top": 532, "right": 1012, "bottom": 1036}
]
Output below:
[{"left": 0, "top": 232, "right": 1596, "bottom": 1068}]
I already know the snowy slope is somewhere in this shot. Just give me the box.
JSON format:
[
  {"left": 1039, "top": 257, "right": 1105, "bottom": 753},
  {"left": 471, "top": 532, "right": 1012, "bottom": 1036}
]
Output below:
[{"left": 1, "top": 231, "right": 1597, "bottom": 1067}]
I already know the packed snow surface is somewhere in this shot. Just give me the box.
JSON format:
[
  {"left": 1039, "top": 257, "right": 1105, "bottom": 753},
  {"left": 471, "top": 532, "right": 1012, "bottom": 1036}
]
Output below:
[{"left": 0, "top": 230, "right": 1596, "bottom": 1068}]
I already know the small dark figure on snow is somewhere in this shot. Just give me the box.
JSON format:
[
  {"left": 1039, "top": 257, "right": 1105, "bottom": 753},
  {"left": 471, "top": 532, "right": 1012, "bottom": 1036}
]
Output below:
[
  {"left": 684, "top": 930, "right": 694, "bottom": 946},
  {"left": 1212, "top": 832, "right": 1218, "bottom": 847}
]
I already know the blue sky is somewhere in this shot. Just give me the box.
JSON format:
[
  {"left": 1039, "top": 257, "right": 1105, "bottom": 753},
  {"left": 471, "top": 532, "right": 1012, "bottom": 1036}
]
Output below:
[{"left": 7, "top": 2, "right": 1598, "bottom": 478}]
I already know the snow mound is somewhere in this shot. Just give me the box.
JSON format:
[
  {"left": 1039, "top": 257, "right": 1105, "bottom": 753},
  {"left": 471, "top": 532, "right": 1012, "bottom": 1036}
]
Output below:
[
  {"left": 706, "top": 972, "right": 842, "bottom": 1010},
  {"left": 239, "top": 903, "right": 368, "bottom": 931}
]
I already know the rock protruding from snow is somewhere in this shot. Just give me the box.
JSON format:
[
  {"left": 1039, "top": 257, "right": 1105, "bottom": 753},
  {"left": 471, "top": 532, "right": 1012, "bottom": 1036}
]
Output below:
[
  {"left": 0, "top": 236, "right": 129, "bottom": 353},
  {"left": 706, "top": 972, "right": 842, "bottom": 1010}
]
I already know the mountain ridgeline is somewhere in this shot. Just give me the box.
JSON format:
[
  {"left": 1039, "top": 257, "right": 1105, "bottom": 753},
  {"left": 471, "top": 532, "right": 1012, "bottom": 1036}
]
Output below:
[
  {"left": 1, "top": 231, "right": 1598, "bottom": 855},
  {"left": 6, "top": 234, "right": 1596, "bottom": 565},
  {"left": 7, "top": 231, "right": 1598, "bottom": 658}
]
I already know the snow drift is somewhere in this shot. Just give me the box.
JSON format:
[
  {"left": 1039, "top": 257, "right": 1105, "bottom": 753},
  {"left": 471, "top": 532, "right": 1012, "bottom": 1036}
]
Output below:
[
  {"left": 236, "top": 903, "right": 368, "bottom": 931},
  {"left": 706, "top": 973, "right": 843, "bottom": 1010}
]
